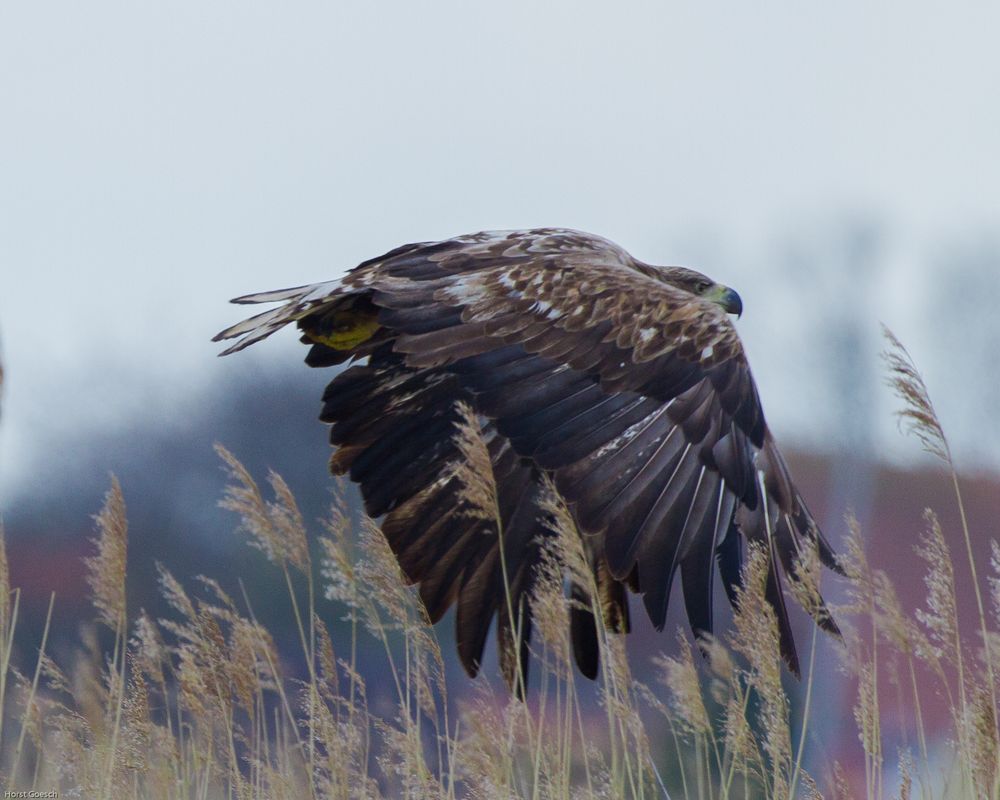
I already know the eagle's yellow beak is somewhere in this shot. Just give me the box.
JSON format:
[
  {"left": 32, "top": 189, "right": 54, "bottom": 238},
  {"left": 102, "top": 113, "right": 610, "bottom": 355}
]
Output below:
[{"left": 706, "top": 284, "right": 743, "bottom": 318}]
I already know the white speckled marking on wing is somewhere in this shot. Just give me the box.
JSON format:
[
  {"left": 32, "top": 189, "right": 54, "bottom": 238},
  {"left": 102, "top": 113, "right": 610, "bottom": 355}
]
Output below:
[{"left": 591, "top": 401, "right": 675, "bottom": 459}]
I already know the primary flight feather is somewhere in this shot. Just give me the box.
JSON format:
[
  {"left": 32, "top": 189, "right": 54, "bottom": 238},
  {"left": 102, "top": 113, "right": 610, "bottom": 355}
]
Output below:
[{"left": 215, "top": 227, "right": 841, "bottom": 689}]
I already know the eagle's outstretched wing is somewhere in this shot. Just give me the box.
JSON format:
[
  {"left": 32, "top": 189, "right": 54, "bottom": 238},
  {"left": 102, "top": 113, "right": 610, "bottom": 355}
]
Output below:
[{"left": 215, "top": 228, "right": 840, "bottom": 683}]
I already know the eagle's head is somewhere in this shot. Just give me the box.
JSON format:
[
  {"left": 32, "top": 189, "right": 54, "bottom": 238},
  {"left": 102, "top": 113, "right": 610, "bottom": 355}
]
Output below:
[{"left": 660, "top": 266, "right": 743, "bottom": 318}]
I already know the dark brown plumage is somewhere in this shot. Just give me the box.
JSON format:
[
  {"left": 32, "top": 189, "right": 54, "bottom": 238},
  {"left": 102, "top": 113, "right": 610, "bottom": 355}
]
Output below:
[{"left": 215, "top": 227, "right": 841, "bottom": 689}]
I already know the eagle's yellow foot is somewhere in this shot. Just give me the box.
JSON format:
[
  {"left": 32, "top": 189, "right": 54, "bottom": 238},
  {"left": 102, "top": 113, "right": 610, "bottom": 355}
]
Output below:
[{"left": 303, "top": 308, "right": 381, "bottom": 350}]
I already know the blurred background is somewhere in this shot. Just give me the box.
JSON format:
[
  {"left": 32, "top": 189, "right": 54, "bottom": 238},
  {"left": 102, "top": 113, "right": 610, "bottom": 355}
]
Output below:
[{"left": 1, "top": 1, "right": 998, "bottom": 793}]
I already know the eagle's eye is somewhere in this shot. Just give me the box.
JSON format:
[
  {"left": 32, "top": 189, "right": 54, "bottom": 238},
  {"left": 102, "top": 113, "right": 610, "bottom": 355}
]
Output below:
[{"left": 695, "top": 280, "right": 712, "bottom": 294}]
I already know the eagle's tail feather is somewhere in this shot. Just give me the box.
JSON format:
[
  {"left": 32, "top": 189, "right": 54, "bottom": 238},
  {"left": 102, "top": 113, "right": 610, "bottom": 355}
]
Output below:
[
  {"left": 231, "top": 284, "right": 320, "bottom": 305},
  {"left": 213, "top": 278, "right": 351, "bottom": 355}
]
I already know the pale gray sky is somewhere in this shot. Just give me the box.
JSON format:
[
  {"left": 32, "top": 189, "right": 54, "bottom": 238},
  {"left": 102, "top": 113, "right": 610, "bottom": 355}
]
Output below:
[{"left": 2, "top": 1, "right": 999, "bottom": 502}]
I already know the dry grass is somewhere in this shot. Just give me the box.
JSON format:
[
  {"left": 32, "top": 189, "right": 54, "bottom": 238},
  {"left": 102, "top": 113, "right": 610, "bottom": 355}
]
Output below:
[{"left": 0, "top": 328, "right": 997, "bottom": 798}]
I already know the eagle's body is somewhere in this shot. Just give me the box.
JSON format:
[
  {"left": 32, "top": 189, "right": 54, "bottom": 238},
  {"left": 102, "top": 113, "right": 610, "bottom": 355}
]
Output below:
[{"left": 215, "top": 228, "right": 839, "bottom": 687}]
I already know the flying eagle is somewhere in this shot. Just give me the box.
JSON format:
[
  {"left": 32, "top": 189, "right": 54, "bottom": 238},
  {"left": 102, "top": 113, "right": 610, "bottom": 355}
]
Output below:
[{"left": 215, "top": 228, "right": 840, "bottom": 688}]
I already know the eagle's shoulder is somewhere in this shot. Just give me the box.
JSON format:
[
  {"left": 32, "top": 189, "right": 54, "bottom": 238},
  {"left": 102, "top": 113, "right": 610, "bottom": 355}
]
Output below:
[{"left": 421, "top": 228, "right": 637, "bottom": 272}]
